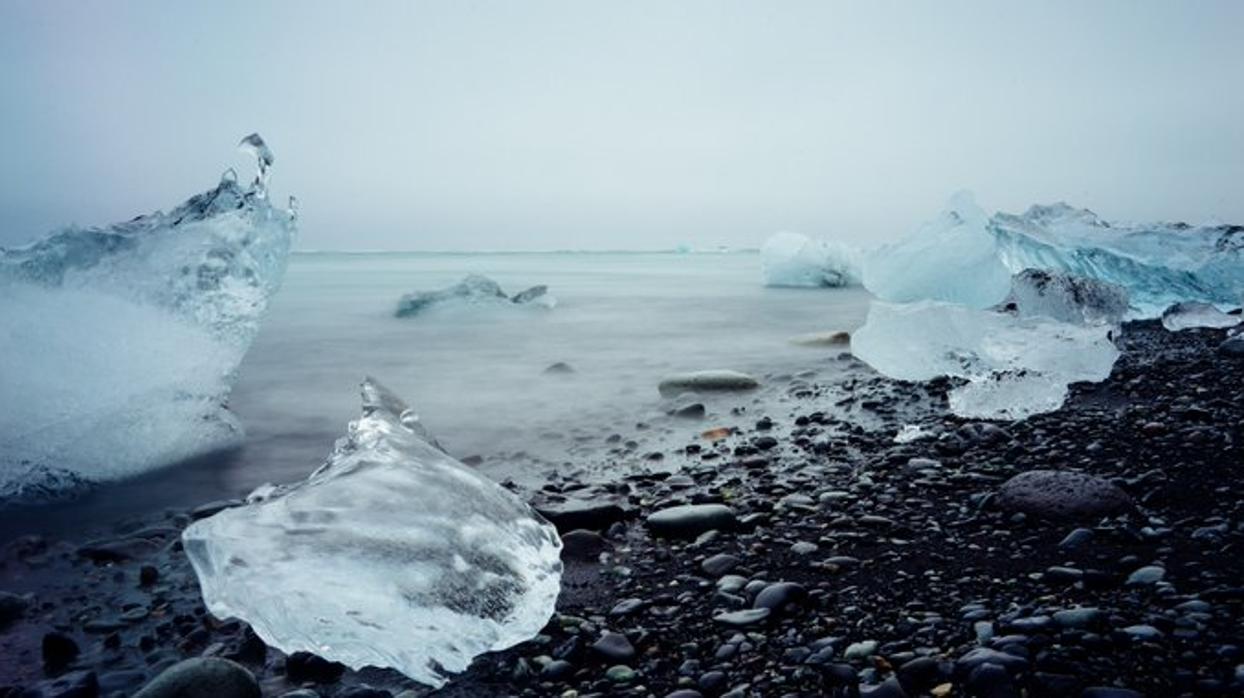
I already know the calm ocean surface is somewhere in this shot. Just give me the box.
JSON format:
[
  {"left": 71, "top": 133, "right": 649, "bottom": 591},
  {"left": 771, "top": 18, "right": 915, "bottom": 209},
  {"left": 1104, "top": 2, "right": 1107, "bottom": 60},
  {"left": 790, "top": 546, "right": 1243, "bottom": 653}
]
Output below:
[{"left": 3, "top": 251, "right": 872, "bottom": 536}]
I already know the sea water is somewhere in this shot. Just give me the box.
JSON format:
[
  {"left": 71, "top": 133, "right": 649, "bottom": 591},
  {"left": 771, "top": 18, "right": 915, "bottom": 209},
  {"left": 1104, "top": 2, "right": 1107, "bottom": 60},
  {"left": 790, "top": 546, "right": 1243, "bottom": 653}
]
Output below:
[{"left": 1, "top": 250, "right": 870, "bottom": 537}]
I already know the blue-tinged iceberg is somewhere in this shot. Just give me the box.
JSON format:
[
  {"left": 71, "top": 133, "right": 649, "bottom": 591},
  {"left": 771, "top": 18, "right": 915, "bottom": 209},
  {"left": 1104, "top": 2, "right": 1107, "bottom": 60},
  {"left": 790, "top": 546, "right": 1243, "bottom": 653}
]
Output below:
[
  {"left": 853, "top": 192, "right": 1242, "bottom": 419},
  {"left": 182, "top": 378, "right": 562, "bottom": 688},
  {"left": 761, "top": 231, "right": 862, "bottom": 288},
  {"left": 864, "top": 192, "right": 1244, "bottom": 315},
  {"left": 0, "top": 135, "right": 295, "bottom": 501}
]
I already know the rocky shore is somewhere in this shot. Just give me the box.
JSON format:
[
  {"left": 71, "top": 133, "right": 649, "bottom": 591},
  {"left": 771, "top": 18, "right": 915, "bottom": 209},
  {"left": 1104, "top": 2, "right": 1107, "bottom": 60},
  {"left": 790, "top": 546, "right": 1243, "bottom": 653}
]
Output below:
[{"left": 2, "top": 320, "right": 1242, "bottom": 698}]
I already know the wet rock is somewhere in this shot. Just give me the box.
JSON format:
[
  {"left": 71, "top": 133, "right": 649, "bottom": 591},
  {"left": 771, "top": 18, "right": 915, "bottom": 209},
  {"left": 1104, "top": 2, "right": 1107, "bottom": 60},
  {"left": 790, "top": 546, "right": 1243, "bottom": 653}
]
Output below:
[
  {"left": 32, "top": 670, "right": 98, "bottom": 698},
  {"left": 284, "top": 652, "right": 345, "bottom": 684},
  {"left": 544, "top": 362, "right": 575, "bottom": 374},
  {"left": 647, "top": 504, "right": 737, "bottom": 538},
  {"left": 658, "top": 370, "right": 759, "bottom": 397},
  {"left": 76, "top": 537, "right": 160, "bottom": 563},
  {"left": 955, "top": 648, "right": 1028, "bottom": 676},
  {"left": 712, "top": 608, "right": 771, "bottom": 626},
  {"left": 43, "top": 631, "right": 81, "bottom": 670},
  {"left": 752, "top": 582, "right": 806, "bottom": 612},
  {"left": 560, "top": 529, "right": 610, "bottom": 561},
  {"left": 1125, "top": 565, "right": 1165, "bottom": 586},
  {"left": 995, "top": 470, "right": 1132, "bottom": 520},
  {"left": 0, "top": 590, "right": 30, "bottom": 626},
  {"left": 592, "top": 631, "right": 636, "bottom": 661},
  {"left": 1080, "top": 689, "right": 1143, "bottom": 698},
  {"left": 701, "top": 553, "right": 742, "bottom": 577},
  {"left": 133, "top": 658, "right": 259, "bottom": 698},
  {"left": 535, "top": 500, "right": 628, "bottom": 532},
  {"left": 673, "top": 403, "right": 707, "bottom": 419}
]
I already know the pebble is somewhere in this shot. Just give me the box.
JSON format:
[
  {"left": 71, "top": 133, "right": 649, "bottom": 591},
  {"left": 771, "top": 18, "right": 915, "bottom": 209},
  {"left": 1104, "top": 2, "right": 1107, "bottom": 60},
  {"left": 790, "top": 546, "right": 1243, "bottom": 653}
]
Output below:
[
  {"left": 133, "top": 658, "right": 260, "bottom": 698},
  {"left": 647, "top": 504, "right": 737, "bottom": 538}
]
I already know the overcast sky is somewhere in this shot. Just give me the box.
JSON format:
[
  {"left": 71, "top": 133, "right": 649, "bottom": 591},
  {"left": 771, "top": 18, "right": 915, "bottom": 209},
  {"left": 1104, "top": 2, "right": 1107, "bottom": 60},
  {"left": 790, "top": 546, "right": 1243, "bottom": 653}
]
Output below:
[{"left": 1, "top": 1, "right": 1241, "bottom": 251}]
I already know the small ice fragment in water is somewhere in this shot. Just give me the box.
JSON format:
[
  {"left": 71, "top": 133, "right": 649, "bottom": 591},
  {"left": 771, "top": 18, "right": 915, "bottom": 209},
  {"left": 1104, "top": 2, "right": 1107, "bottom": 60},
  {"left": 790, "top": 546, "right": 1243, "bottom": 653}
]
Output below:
[
  {"left": 395, "top": 274, "right": 556, "bottom": 317},
  {"left": 182, "top": 378, "right": 562, "bottom": 688},
  {"left": 761, "top": 231, "right": 862, "bottom": 288},
  {"left": 237, "top": 133, "right": 274, "bottom": 196}
]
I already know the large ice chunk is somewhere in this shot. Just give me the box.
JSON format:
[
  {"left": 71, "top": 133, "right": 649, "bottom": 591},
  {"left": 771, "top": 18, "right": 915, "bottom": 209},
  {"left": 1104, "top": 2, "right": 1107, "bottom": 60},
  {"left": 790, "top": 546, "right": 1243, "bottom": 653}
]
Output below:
[
  {"left": 862, "top": 192, "right": 1013, "bottom": 308},
  {"left": 997, "top": 269, "right": 1130, "bottom": 325},
  {"left": 0, "top": 135, "right": 295, "bottom": 501},
  {"left": 181, "top": 378, "right": 563, "bottom": 688},
  {"left": 852, "top": 300, "right": 1119, "bottom": 420},
  {"left": 865, "top": 193, "right": 1244, "bottom": 316},
  {"left": 395, "top": 274, "right": 556, "bottom": 317},
  {"left": 761, "top": 231, "right": 862, "bottom": 288},
  {"left": 992, "top": 204, "right": 1244, "bottom": 315}
]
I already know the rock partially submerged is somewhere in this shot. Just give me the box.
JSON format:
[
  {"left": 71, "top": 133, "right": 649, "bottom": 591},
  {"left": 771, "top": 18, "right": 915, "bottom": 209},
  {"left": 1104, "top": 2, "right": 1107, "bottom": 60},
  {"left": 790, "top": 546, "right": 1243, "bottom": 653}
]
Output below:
[
  {"left": 182, "top": 378, "right": 562, "bottom": 688},
  {"left": 789, "top": 330, "right": 851, "bottom": 347},
  {"left": 995, "top": 470, "right": 1132, "bottom": 520},
  {"left": 395, "top": 274, "right": 555, "bottom": 317},
  {"left": 658, "top": 370, "right": 760, "bottom": 398}
]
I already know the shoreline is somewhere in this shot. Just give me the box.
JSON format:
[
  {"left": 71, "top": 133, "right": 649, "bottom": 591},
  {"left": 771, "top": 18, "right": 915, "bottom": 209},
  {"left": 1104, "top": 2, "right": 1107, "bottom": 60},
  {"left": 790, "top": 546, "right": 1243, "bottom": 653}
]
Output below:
[{"left": 2, "top": 320, "right": 1242, "bottom": 697}]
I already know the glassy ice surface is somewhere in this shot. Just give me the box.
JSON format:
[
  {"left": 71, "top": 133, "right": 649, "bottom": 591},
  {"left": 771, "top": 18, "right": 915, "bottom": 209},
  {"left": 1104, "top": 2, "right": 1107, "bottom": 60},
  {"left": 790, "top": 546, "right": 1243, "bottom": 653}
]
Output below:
[
  {"left": 865, "top": 192, "right": 1244, "bottom": 316},
  {"left": 396, "top": 273, "right": 556, "bottom": 317},
  {"left": 761, "top": 231, "right": 861, "bottom": 288},
  {"left": 999, "top": 269, "right": 1129, "bottom": 325},
  {"left": 863, "top": 192, "right": 1013, "bottom": 308},
  {"left": 1161, "top": 301, "right": 1242, "bottom": 331},
  {"left": 852, "top": 300, "right": 1119, "bottom": 420},
  {"left": 182, "top": 378, "right": 562, "bottom": 688},
  {"left": 0, "top": 139, "right": 295, "bottom": 501}
]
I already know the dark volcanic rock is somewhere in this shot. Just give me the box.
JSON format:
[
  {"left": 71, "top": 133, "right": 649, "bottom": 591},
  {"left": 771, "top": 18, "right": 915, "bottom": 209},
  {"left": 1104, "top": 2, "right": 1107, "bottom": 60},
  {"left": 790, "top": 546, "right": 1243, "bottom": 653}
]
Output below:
[
  {"left": 995, "top": 469, "right": 1132, "bottom": 520},
  {"left": 133, "top": 658, "right": 260, "bottom": 698},
  {"left": 560, "top": 529, "right": 610, "bottom": 561},
  {"left": 283, "top": 652, "right": 346, "bottom": 684},
  {"left": 647, "top": 504, "right": 737, "bottom": 538},
  {"left": 535, "top": 500, "right": 628, "bottom": 532}
]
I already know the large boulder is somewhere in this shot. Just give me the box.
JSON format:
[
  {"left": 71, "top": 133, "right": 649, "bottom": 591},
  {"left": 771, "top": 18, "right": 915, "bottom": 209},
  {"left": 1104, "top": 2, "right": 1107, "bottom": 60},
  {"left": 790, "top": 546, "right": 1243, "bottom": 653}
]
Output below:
[{"left": 995, "top": 470, "right": 1132, "bottom": 520}]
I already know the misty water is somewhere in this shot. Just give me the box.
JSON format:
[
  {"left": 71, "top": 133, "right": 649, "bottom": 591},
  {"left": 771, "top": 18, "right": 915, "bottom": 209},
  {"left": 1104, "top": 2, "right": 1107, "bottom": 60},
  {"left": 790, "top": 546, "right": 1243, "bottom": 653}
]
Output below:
[{"left": 1, "top": 250, "right": 870, "bottom": 537}]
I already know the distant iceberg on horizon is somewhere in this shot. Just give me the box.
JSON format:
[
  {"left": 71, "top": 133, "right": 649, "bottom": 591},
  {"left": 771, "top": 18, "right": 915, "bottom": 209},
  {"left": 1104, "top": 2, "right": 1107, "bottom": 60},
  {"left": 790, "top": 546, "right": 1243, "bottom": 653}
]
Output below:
[{"left": 0, "top": 135, "right": 296, "bottom": 502}]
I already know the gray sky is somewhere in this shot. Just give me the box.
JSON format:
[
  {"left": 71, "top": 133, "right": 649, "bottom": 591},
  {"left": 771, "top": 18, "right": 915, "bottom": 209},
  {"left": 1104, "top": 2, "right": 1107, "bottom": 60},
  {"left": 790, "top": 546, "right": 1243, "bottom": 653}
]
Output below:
[{"left": 1, "top": 1, "right": 1241, "bottom": 251}]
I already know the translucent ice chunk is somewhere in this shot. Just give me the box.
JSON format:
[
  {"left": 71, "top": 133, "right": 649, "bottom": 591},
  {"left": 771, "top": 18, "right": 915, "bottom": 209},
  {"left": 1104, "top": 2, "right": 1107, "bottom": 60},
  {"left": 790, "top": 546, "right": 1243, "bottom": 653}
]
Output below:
[
  {"left": 395, "top": 274, "right": 556, "bottom": 317},
  {"left": 865, "top": 193, "right": 1244, "bottom": 316},
  {"left": 863, "top": 192, "right": 1013, "bottom": 308},
  {"left": 0, "top": 135, "right": 295, "bottom": 501},
  {"left": 237, "top": 133, "right": 274, "bottom": 196},
  {"left": 992, "top": 203, "right": 1244, "bottom": 315},
  {"left": 1160, "top": 301, "right": 1241, "bottom": 331},
  {"left": 182, "top": 378, "right": 563, "bottom": 688},
  {"left": 997, "top": 269, "right": 1129, "bottom": 325},
  {"left": 761, "top": 232, "right": 862, "bottom": 288},
  {"left": 852, "top": 300, "right": 1119, "bottom": 420}
]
